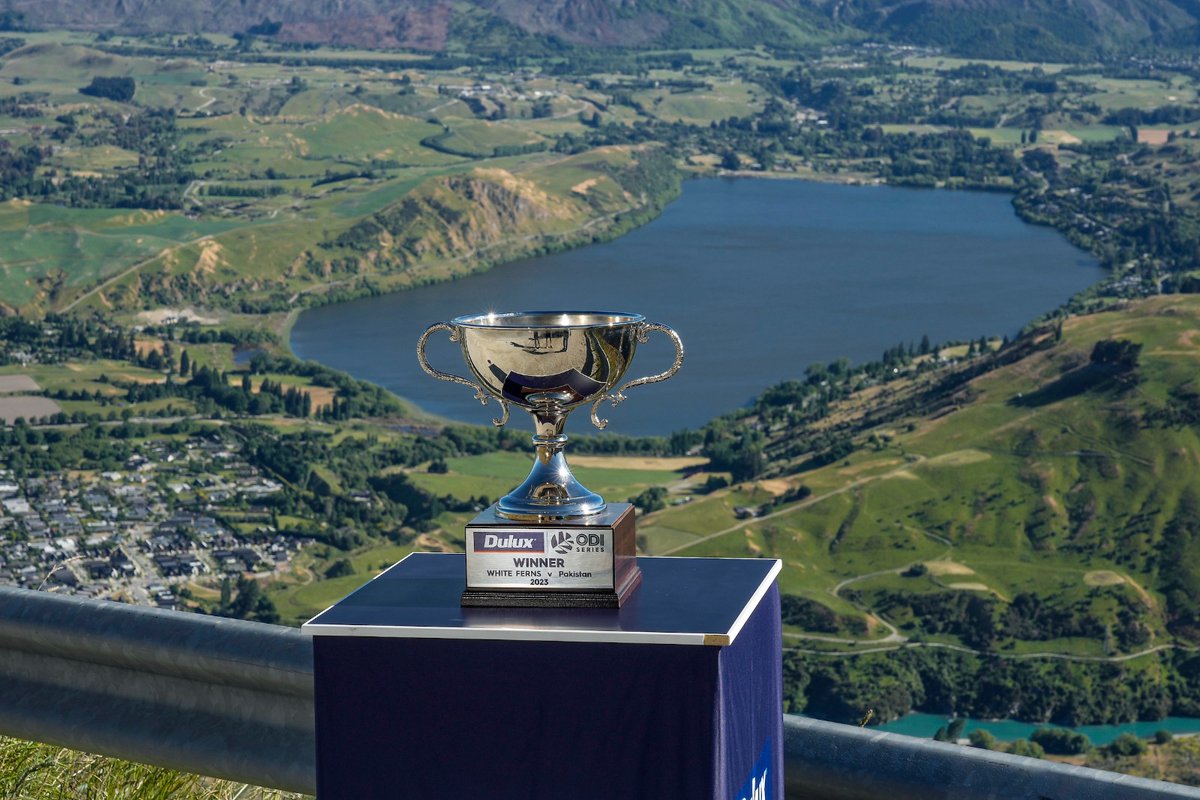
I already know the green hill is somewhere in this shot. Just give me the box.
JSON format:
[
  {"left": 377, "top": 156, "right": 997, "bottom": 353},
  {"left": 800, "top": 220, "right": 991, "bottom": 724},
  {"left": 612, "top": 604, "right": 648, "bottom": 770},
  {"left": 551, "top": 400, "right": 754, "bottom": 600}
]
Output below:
[{"left": 641, "top": 295, "right": 1200, "bottom": 723}]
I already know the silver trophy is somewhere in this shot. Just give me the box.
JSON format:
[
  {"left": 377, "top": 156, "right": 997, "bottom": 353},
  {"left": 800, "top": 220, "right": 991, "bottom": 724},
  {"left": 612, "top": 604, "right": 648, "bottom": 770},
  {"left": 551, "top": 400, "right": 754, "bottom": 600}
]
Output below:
[{"left": 417, "top": 311, "right": 683, "bottom": 520}]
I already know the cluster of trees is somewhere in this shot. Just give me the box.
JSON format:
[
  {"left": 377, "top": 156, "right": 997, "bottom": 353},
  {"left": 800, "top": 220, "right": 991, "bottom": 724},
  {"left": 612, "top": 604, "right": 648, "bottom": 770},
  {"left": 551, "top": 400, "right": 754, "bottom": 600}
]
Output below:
[
  {"left": 629, "top": 486, "right": 668, "bottom": 513},
  {"left": 79, "top": 76, "right": 135, "bottom": 102},
  {"left": 689, "top": 327, "right": 1005, "bottom": 482},
  {"left": 787, "top": 646, "right": 1189, "bottom": 727},
  {"left": 939, "top": 717, "right": 1171, "bottom": 764},
  {"left": 781, "top": 594, "right": 842, "bottom": 633},
  {"left": 0, "top": 316, "right": 138, "bottom": 365},
  {"left": 210, "top": 575, "right": 279, "bottom": 624},
  {"left": 1, "top": 107, "right": 191, "bottom": 209},
  {"left": 1090, "top": 338, "right": 1143, "bottom": 372},
  {"left": 1159, "top": 491, "right": 1200, "bottom": 641},
  {"left": 0, "top": 94, "right": 42, "bottom": 118},
  {"left": 862, "top": 586, "right": 1151, "bottom": 652},
  {"left": 0, "top": 419, "right": 193, "bottom": 476},
  {"left": 199, "top": 183, "right": 285, "bottom": 198},
  {"left": 179, "top": 325, "right": 277, "bottom": 346},
  {"left": 246, "top": 352, "right": 403, "bottom": 420},
  {"left": 125, "top": 365, "right": 317, "bottom": 418}
]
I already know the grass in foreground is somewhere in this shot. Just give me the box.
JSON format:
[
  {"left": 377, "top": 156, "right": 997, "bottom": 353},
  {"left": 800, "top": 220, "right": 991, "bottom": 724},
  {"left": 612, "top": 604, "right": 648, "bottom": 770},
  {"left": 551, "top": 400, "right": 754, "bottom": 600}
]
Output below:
[{"left": 0, "top": 737, "right": 307, "bottom": 800}]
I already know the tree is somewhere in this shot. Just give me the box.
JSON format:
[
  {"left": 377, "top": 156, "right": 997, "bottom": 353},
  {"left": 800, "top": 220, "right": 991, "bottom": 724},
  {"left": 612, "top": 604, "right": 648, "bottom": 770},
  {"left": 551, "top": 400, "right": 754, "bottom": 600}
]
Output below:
[
  {"left": 179, "top": 349, "right": 191, "bottom": 378},
  {"left": 1031, "top": 727, "right": 1091, "bottom": 755},
  {"left": 631, "top": 485, "right": 668, "bottom": 514},
  {"left": 1104, "top": 733, "right": 1147, "bottom": 757},
  {"left": 721, "top": 150, "right": 742, "bottom": 171}
]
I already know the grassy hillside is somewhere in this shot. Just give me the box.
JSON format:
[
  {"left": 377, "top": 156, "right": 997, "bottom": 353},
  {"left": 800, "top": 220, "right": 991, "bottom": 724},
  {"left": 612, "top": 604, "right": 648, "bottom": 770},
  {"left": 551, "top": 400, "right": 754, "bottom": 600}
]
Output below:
[
  {"left": 645, "top": 296, "right": 1200, "bottom": 637},
  {"left": 625, "top": 295, "right": 1200, "bottom": 723},
  {"left": 0, "top": 736, "right": 303, "bottom": 799},
  {"left": 0, "top": 40, "right": 683, "bottom": 315},
  {"left": 76, "top": 145, "right": 678, "bottom": 313}
]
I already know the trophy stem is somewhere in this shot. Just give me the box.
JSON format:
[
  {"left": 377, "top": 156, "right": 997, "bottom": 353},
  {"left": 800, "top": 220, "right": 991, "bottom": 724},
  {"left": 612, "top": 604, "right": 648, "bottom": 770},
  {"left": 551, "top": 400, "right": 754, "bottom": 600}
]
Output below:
[{"left": 495, "top": 425, "right": 606, "bottom": 521}]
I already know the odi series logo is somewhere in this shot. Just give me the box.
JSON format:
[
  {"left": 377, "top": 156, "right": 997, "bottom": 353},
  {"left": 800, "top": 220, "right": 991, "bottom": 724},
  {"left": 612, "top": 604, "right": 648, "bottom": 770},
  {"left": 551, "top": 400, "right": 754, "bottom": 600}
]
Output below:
[
  {"left": 472, "top": 531, "right": 545, "bottom": 553},
  {"left": 551, "top": 531, "right": 607, "bottom": 555}
]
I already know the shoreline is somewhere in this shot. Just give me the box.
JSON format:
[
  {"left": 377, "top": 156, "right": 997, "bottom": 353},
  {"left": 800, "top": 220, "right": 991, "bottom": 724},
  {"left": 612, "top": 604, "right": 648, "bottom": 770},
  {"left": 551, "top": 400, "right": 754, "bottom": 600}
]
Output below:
[
  {"left": 287, "top": 174, "right": 1105, "bottom": 434},
  {"left": 281, "top": 173, "right": 685, "bottom": 361},
  {"left": 281, "top": 165, "right": 1098, "bottom": 367}
]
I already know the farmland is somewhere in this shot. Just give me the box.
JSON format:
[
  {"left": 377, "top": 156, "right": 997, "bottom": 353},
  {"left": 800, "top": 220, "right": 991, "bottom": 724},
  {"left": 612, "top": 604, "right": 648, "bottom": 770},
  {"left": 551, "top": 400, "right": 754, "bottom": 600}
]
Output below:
[{"left": 1, "top": 32, "right": 1199, "bottom": 321}]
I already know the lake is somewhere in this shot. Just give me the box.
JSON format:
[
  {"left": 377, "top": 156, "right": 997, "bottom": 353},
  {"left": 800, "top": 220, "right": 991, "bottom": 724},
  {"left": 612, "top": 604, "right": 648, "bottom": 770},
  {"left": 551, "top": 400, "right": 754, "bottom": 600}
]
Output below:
[
  {"left": 290, "top": 178, "right": 1102, "bottom": 436},
  {"left": 876, "top": 712, "right": 1200, "bottom": 746}
]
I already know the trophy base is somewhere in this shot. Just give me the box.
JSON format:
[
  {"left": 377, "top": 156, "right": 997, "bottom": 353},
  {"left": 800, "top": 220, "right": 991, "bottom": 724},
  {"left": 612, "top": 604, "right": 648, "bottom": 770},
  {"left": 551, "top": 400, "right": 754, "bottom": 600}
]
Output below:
[
  {"left": 462, "top": 502, "right": 640, "bottom": 609},
  {"left": 462, "top": 567, "right": 642, "bottom": 609}
]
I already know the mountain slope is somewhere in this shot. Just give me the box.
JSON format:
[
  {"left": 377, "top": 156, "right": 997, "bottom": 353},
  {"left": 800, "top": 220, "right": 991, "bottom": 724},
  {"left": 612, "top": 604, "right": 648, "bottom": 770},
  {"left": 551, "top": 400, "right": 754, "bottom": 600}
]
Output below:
[
  {"left": 826, "top": 0, "right": 1200, "bottom": 58},
  {"left": 2, "top": 0, "right": 837, "bottom": 50},
  {"left": 6, "top": 0, "right": 1199, "bottom": 56}
]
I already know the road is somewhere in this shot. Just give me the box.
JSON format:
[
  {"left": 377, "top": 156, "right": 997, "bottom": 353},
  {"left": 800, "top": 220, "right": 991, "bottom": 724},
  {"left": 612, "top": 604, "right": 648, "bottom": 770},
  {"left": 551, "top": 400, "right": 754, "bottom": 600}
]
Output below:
[
  {"left": 61, "top": 236, "right": 214, "bottom": 313},
  {"left": 657, "top": 454, "right": 928, "bottom": 556},
  {"left": 787, "top": 638, "right": 1194, "bottom": 664}
]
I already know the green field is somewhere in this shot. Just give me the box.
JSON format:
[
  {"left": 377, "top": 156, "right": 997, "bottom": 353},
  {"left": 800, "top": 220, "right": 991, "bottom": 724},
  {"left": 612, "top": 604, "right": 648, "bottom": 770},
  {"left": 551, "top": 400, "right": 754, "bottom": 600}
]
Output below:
[
  {"left": 902, "top": 56, "right": 1073, "bottom": 74},
  {"left": 407, "top": 451, "right": 687, "bottom": 504},
  {"left": 271, "top": 539, "right": 425, "bottom": 625}
]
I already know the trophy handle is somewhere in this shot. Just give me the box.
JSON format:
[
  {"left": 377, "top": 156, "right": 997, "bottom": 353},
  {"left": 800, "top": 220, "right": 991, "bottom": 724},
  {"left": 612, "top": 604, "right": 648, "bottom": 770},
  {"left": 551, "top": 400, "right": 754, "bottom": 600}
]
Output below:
[
  {"left": 591, "top": 322, "right": 684, "bottom": 430},
  {"left": 416, "top": 322, "right": 510, "bottom": 427}
]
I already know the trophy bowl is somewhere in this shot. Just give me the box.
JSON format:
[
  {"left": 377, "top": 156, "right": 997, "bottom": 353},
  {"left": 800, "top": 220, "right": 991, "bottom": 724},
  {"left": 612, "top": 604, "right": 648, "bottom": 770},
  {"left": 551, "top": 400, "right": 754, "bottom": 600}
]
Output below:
[{"left": 418, "top": 311, "right": 683, "bottom": 521}]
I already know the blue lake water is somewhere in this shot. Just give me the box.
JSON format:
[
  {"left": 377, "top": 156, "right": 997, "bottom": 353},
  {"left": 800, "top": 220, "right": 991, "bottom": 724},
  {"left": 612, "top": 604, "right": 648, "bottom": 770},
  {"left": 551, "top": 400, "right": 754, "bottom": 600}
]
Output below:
[
  {"left": 876, "top": 712, "right": 1200, "bottom": 745},
  {"left": 291, "top": 178, "right": 1102, "bottom": 436}
]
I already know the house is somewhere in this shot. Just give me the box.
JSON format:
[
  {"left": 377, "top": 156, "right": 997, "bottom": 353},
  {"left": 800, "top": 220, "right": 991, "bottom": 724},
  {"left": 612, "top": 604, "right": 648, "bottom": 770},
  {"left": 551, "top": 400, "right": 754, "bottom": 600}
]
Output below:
[{"left": 84, "top": 559, "right": 117, "bottom": 580}]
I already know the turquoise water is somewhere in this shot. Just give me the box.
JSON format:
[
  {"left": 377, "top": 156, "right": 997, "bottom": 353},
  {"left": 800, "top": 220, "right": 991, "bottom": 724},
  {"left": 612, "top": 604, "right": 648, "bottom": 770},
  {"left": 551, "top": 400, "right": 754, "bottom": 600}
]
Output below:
[
  {"left": 875, "top": 712, "right": 1200, "bottom": 745},
  {"left": 291, "top": 178, "right": 1102, "bottom": 436}
]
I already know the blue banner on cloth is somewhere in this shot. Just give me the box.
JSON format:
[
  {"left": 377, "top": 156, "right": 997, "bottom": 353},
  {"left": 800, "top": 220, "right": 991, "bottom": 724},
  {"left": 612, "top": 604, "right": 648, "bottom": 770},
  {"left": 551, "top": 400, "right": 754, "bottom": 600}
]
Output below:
[{"left": 734, "top": 738, "right": 772, "bottom": 800}]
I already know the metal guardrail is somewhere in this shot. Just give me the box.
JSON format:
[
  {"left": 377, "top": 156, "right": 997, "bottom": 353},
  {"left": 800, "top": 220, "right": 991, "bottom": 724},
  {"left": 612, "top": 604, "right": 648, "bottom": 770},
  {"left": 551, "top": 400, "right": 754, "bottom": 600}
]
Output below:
[
  {"left": 3, "top": 585, "right": 1200, "bottom": 799},
  {"left": 0, "top": 585, "right": 314, "bottom": 793},
  {"left": 783, "top": 716, "right": 1200, "bottom": 800}
]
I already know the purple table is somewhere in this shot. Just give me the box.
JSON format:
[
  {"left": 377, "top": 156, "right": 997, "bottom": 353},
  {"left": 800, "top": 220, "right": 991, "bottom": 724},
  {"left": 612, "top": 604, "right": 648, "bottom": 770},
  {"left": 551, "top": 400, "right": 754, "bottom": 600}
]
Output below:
[{"left": 304, "top": 553, "right": 782, "bottom": 800}]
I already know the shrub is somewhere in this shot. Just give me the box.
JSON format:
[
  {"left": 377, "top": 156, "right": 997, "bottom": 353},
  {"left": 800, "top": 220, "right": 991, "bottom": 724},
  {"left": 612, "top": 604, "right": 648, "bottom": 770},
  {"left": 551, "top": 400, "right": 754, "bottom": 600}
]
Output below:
[
  {"left": 968, "top": 730, "right": 999, "bottom": 750},
  {"left": 1006, "top": 739, "right": 1045, "bottom": 759},
  {"left": 1104, "top": 733, "right": 1148, "bottom": 757},
  {"left": 1031, "top": 727, "right": 1091, "bottom": 755}
]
